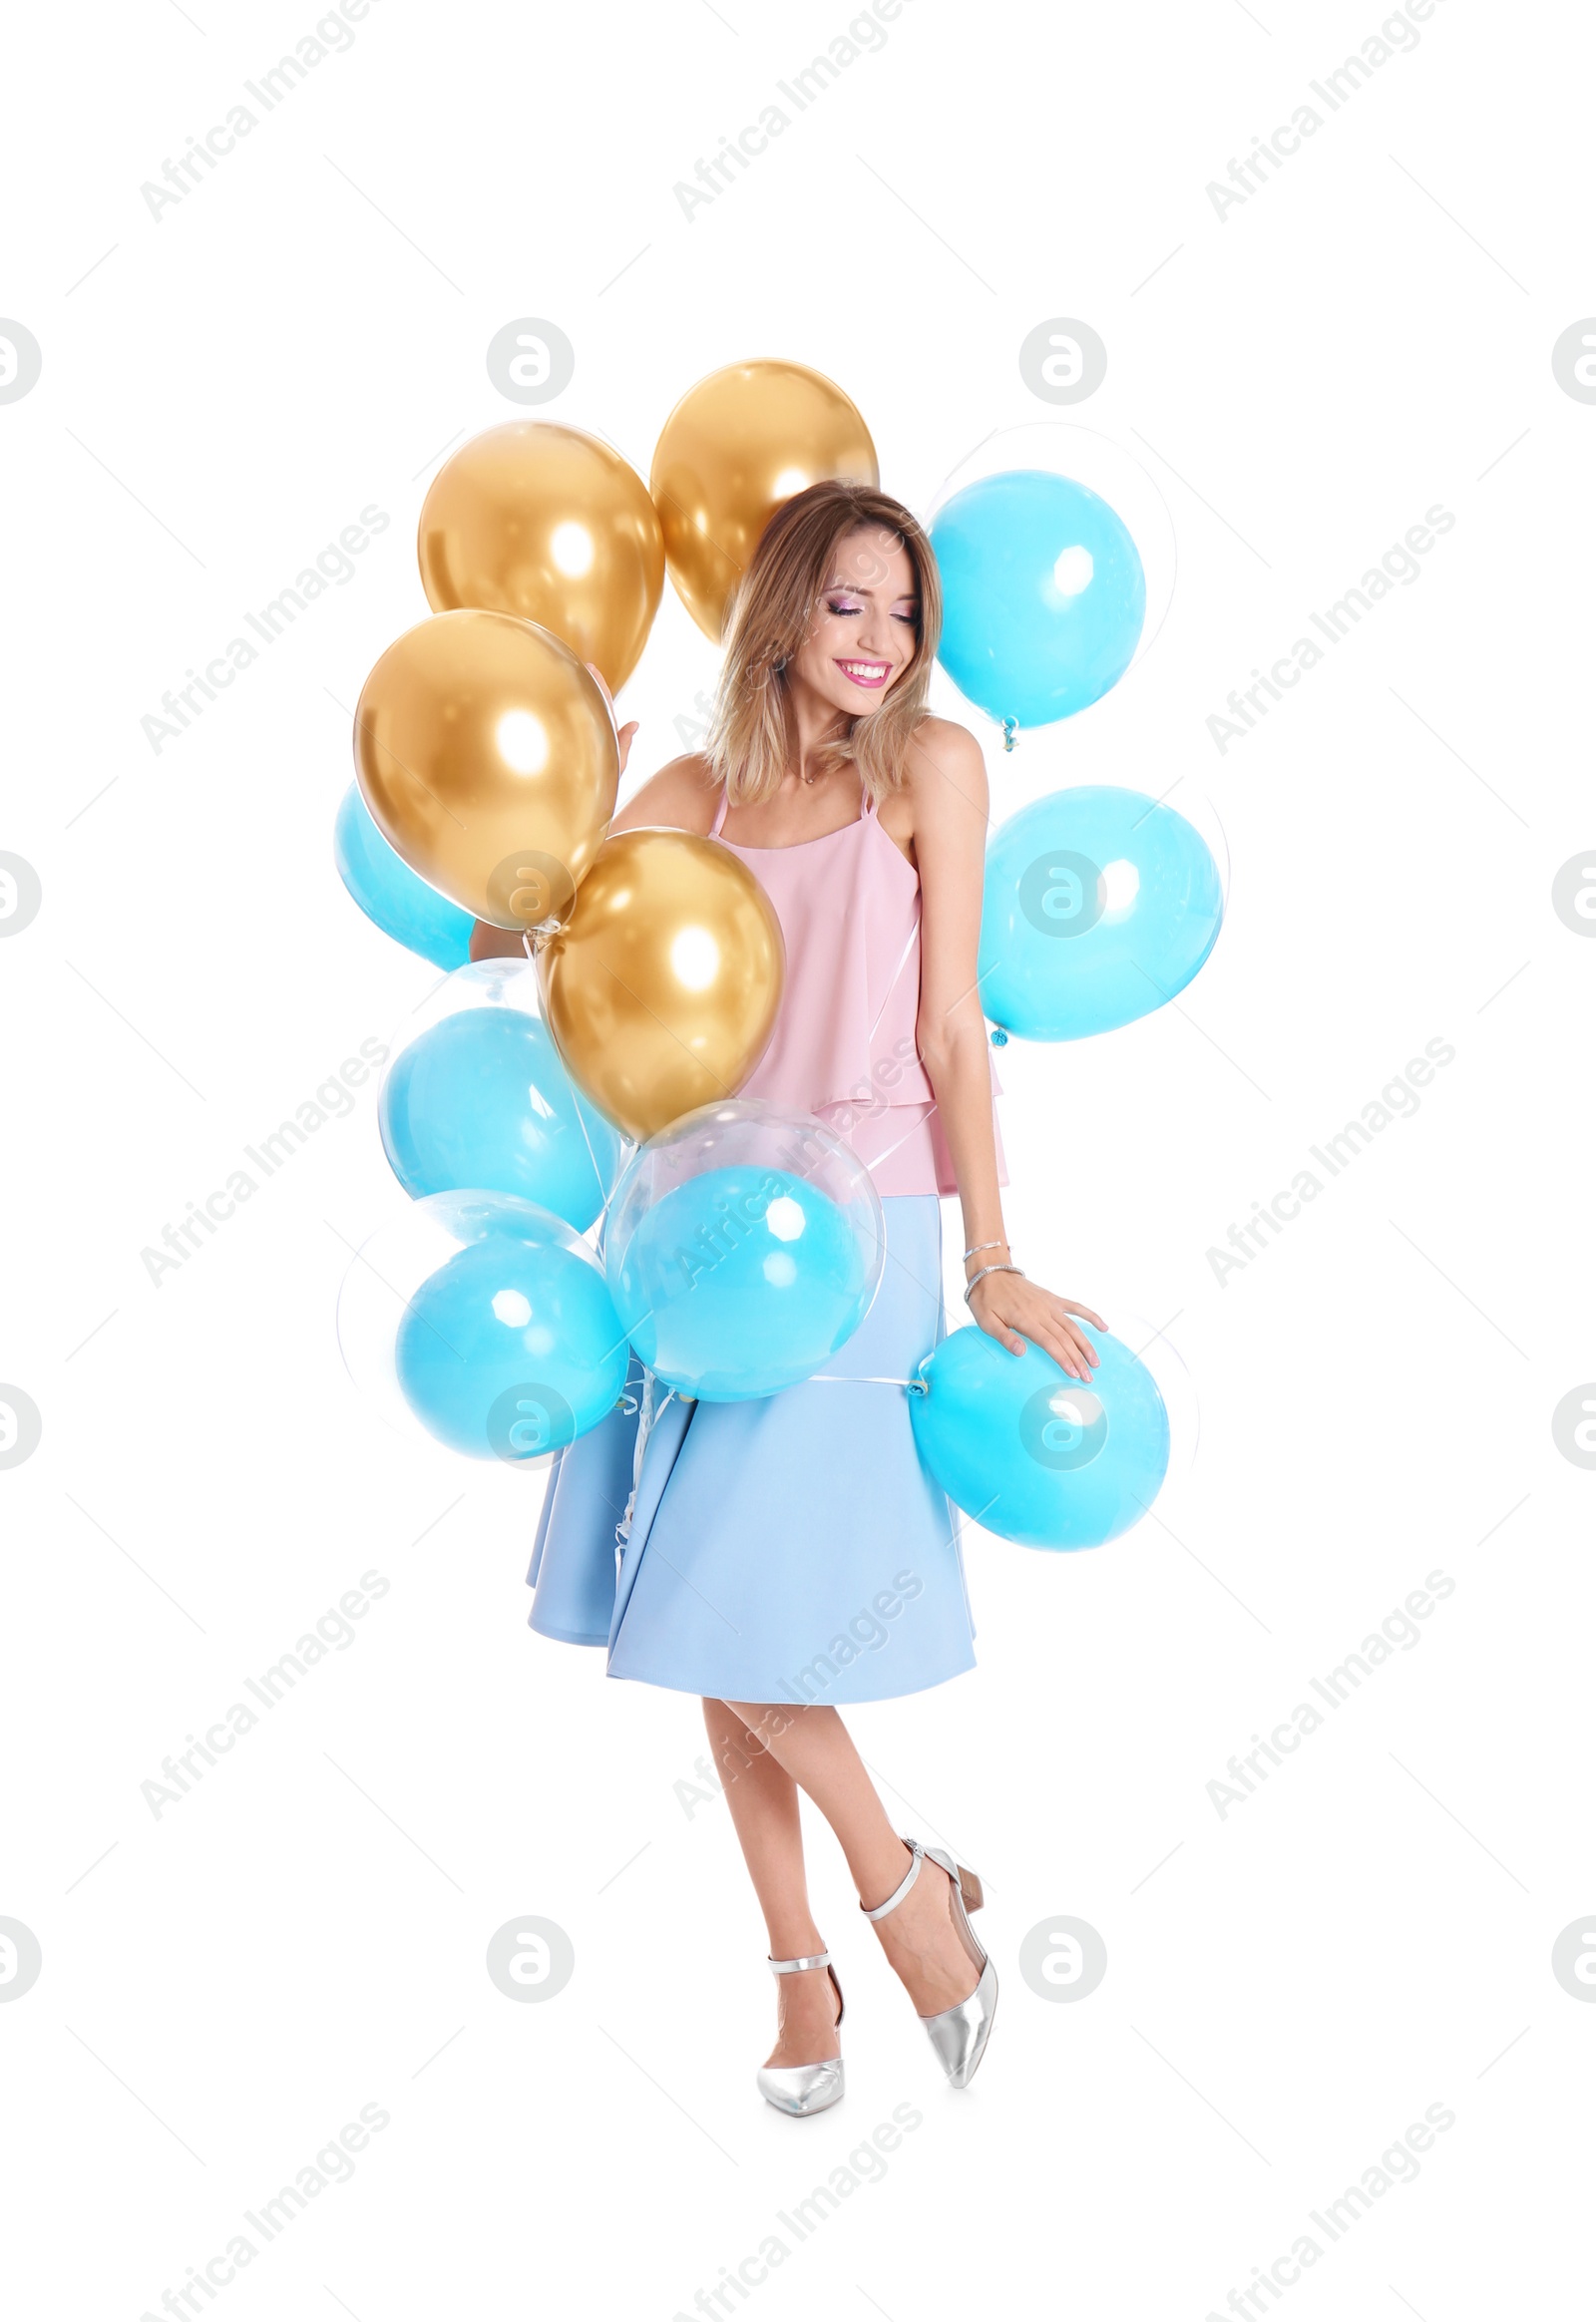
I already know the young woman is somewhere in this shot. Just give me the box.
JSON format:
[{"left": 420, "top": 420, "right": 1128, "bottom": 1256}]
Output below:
[{"left": 477, "top": 479, "right": 1102, "bottom": 2114}]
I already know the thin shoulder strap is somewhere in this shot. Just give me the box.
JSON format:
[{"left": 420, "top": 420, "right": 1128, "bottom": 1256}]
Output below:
[{"left": 710, "top": 787, "right": 730, "bottom": 838}]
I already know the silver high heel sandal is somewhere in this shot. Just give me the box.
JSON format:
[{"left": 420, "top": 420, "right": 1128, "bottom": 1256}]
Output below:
[
  {"left": 756, "top": 1952, "right": 845, "bottom": 2118},
  {"left": 862, "top": 1838, "right": 998, "bottom": 2090}
]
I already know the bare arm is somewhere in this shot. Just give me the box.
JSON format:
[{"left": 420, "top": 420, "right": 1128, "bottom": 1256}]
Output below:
[
  {"left": 908, "top": 718, "right": 1102, "bottom": 1380},
  {"left": 608, "top": 752, "right": 719, "bottom": 837}
]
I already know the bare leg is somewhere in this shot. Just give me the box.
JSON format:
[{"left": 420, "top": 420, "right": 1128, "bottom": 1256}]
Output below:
[
  {"left": 702, "top": 1698, "right": 839, "bottom": 2070},
  {"left": 725, "top": 1700, "right": 982, "bottom": 2020}
]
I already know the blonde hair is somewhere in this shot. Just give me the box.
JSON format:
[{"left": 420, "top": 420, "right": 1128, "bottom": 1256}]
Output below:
[{"left": 705, "top": 479, "right": 942, "bottom": 806}]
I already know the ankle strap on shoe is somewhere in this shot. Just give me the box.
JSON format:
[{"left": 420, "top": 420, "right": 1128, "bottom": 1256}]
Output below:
[
  {"left": 860, "top": 1839, "right": 924, "bottom": 1922},
  {"left": 768, "top": 1950, "right": 832, "bottom": 1975}
]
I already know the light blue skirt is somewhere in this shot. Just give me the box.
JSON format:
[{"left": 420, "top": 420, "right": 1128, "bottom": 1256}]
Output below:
[{"left": 526, "top": 1195, "right": 977, "bottom": 1704}]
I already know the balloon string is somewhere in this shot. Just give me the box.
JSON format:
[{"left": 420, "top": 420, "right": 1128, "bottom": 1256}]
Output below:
[
  {"left": 809, "top": 1372, "right": 929, "bottom": 1395},
  {"left": 616, "top": 1372, "right": 673, "bottom": 1548},
  {"left": 525, "top": 926, "right": 628, "bottom": 1241},
  {"left": 671, "top": 1374, "right": 929, "bottom": 1401},
  {"left": 590, "top": 1133, "right": 638, "bottom": 1240},
  {"left": 570, "top": 1074, "right": 615, "bottom": 1235}
]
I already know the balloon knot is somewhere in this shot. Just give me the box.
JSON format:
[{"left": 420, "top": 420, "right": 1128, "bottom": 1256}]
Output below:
[
  {"left": 1001, "top": 718, "right": 1018, "bottom": 753},
  {"left": 990, "top": 1027, "right": 1008, "bottom": 1047}
]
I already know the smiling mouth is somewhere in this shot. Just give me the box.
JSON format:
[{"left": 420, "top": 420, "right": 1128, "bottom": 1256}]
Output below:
[{"left": 835, "top": 659, "right": 891, "bottom": 689}]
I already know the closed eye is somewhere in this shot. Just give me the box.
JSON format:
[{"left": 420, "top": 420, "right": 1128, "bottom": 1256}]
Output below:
[{"left": 825, "top": 596, "right": 919, "bottom": 626}]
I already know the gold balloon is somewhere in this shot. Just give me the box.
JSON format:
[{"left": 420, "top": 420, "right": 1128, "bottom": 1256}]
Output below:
[
  {"left": 539, "top": 829, "right": 785, "bottom": 1142},
  {"left": 650, "top": 360, "right": 878, "bottom": 640},
  {"left": 354, "top": 610, "right": 617, "bottom": 932},
  {"left": 418, "top": 424, "right": 664, "bottom": 692}
]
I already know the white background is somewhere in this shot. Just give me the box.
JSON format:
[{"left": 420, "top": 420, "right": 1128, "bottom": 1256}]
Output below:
[{"left": 2, "top": 1, "right": 1592, "bottom": 2315}]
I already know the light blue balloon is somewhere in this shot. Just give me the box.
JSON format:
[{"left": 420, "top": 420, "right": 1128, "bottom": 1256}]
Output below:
[
  {"left": 911, "top": 1326, "right": 1168, "bottom": 1550},
  {"left": 334, "top": 783, "right": 475, "bottom": 969},
  {"left": 932, "top": 470, "right": 1145, "bottom": 726},
  {"left": 395, "top": 1207, "right": 627, "bottom": 1462},
  {"left": 980, "top": 785, "right": 1223, "bottom": 1040},
  {"left": 608, "top": 1164, "right": 874, "bottom": 1402},
  {"left": 380, "top": 1005, "right": 620, "bottom": 1230}
]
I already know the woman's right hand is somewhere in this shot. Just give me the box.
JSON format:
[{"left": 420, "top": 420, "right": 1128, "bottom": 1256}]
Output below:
[{"left": 469, "top": 918, "right": 528, "bottom": 962}]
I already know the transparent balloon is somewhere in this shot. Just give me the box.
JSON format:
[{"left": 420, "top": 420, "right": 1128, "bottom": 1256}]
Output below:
[
  {"left": 927, "top": 421, "right": 1177, "bottom": 680},
  {"left": 604, "top": 1100, "right": 886, "bottom": 1402},
  {"left": 1098, "top": 1306, "right": 1201, "bottom": 1486},
  {"left": 336, "top": 1189, "right": 629, "bottom": 1464},
  {"left": 980, "top": 783, "right": 1225, "bottom": 1040},
  {"left": 933, "top": 471, "right": 1146, "bottom": 729},
  {"left": 379, "top": 957, "right": 622, "bottom": 1230},
  {"left": 911, "top": 1323, "right": 1170, "bottom": 1551}
]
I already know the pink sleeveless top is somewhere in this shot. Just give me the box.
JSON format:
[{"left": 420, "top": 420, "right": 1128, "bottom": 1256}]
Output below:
[{"left": 711, "top": 788, "right": 1004, "bottom": 1198}]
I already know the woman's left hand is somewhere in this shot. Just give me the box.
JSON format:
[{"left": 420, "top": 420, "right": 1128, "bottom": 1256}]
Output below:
[{"left": 968, "top": 1272, "right": 1105, "bottom": 1381}]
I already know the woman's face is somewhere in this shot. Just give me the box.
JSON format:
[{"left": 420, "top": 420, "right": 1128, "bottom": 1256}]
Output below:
[{"left": 787, "top": 526, "right": 920, "bottom": 720}]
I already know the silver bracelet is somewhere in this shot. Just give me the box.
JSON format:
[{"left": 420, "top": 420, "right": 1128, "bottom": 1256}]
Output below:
[
  {"left": 964, "top": 1263, "right": 1024, "bottom": 1306},
  {"left": 962, "top": 1240, "right": 1008, "bottom": 1264}
]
